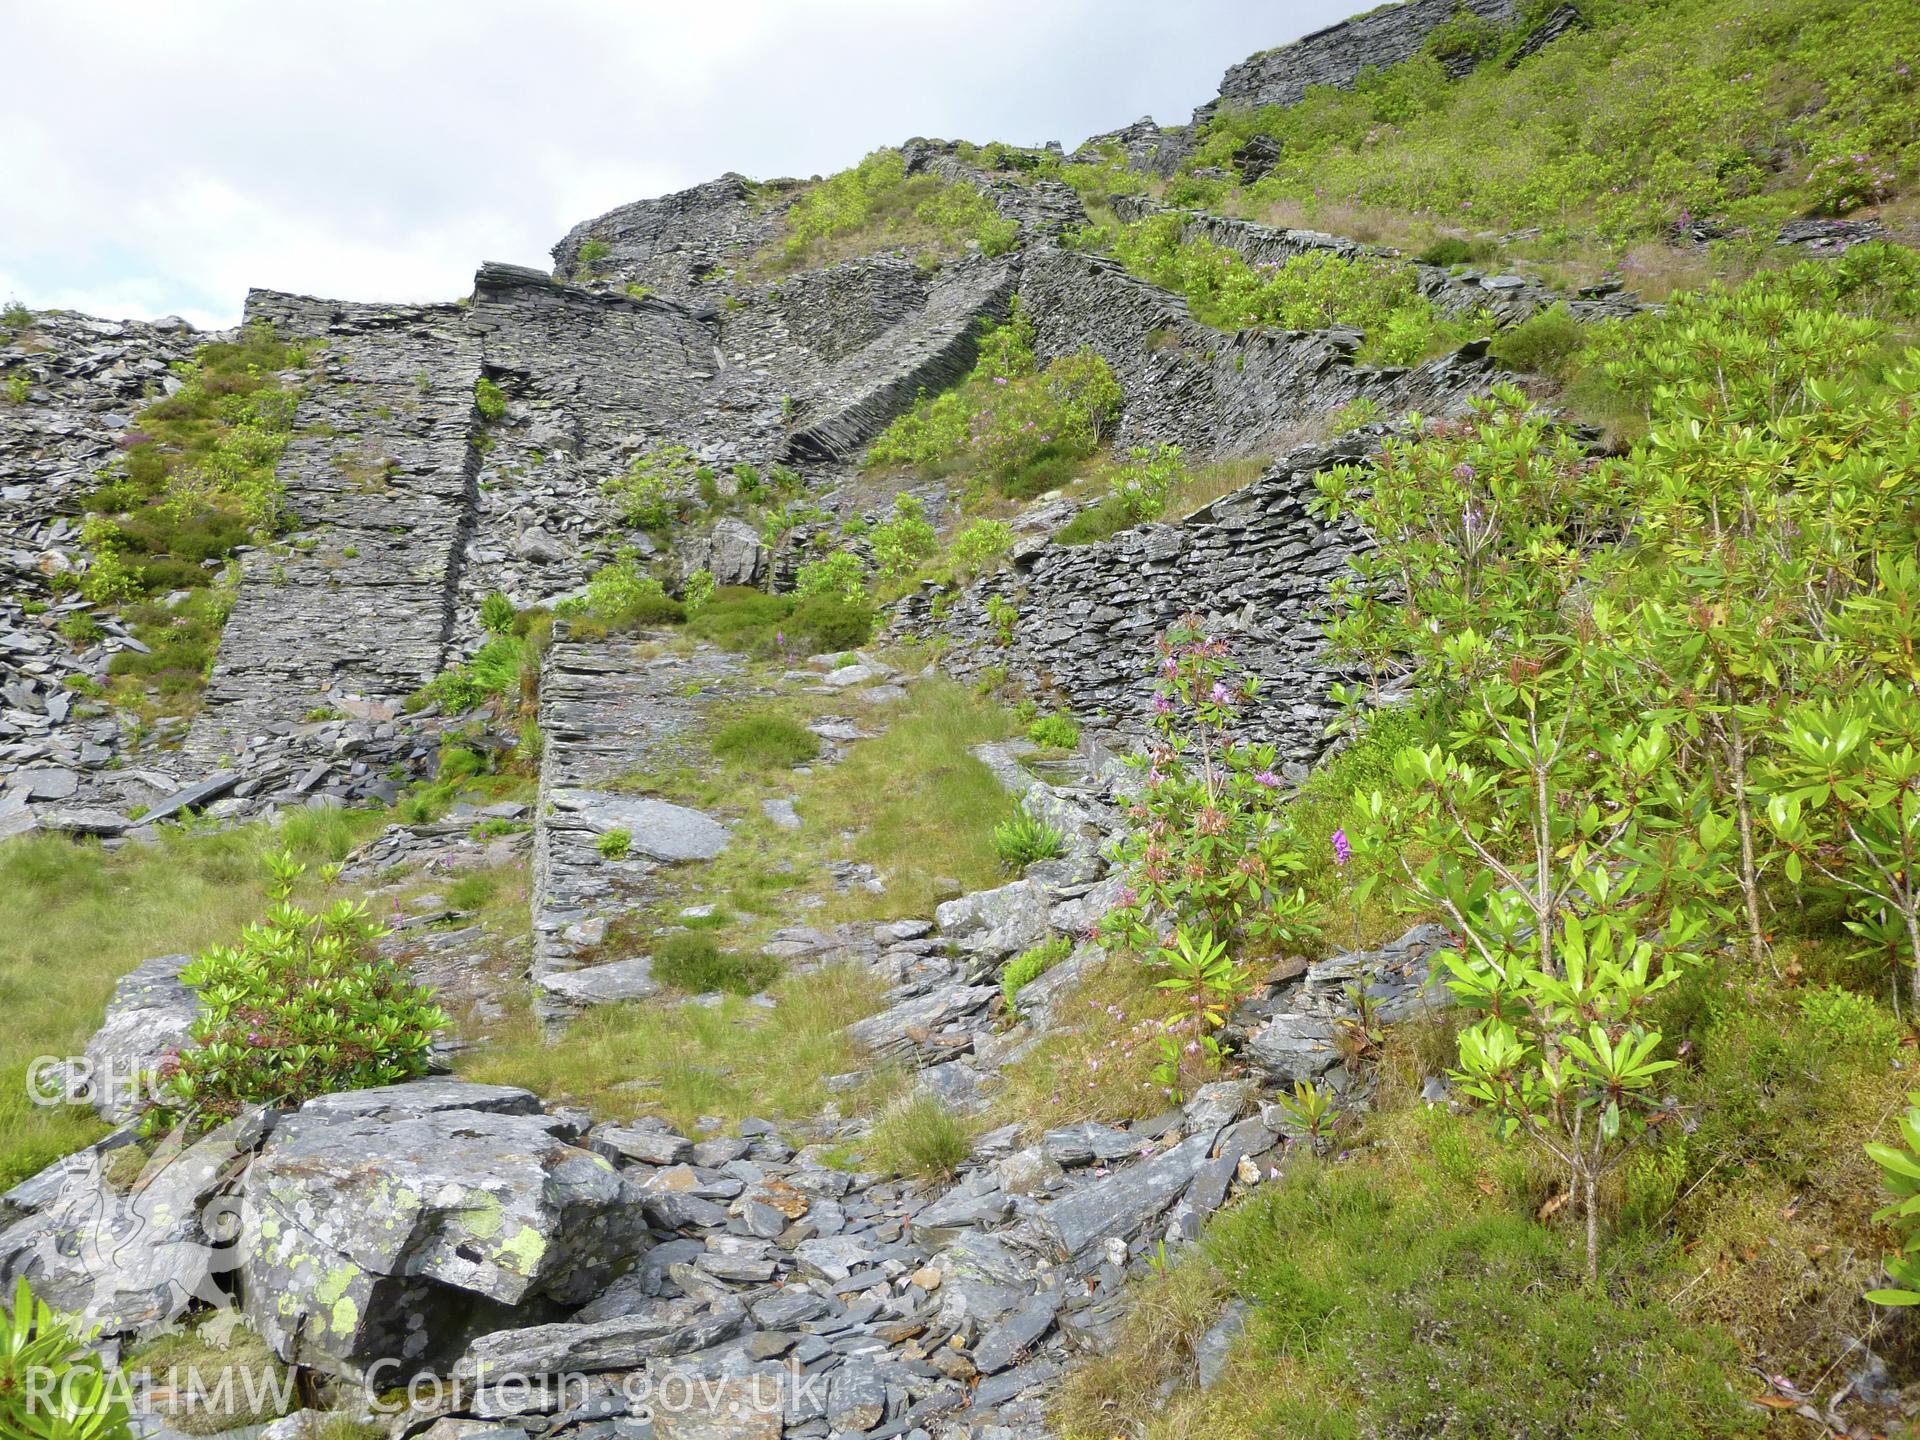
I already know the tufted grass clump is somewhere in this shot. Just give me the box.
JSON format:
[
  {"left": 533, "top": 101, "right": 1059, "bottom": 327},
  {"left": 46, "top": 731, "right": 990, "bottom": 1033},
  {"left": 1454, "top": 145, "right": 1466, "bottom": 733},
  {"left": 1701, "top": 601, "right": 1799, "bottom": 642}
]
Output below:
[
  {"left": 653, "top": 931, "right": 780, "bottom": 996},
  {"left": 713, "top": 711, "right": 821, "bottom": 770},
  {"left": 866, "top": 1094, "right": 975, "bottom": 1183}
]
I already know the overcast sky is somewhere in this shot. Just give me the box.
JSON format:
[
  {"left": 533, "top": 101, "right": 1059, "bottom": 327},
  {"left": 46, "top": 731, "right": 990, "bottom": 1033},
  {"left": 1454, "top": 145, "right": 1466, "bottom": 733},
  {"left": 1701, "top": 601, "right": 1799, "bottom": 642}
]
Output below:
[{"left": 0, "top": 1, "right": 1344, "bottom": 330}]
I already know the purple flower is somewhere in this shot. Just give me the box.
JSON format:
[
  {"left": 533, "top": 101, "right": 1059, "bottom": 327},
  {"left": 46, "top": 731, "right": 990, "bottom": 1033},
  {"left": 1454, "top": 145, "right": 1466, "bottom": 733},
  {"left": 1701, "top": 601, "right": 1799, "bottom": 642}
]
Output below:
[
  {"left": 1153, "top": 694, "right": 1173, "bottom": 715},
  {"left": 775, "top": 629, "right": 786, "bottom": 647},
  {"left": 993, "top": 376, "right": 1009, "bottom": 385},
  {"left": 1254, "top": 769, "right": 1280, "bottom": 788},
  {"left": 1209, "top": 682, "right": 1230, "bottom": 705},
  {"left": 1331, "top": 828, "right": 1352, "bottom": 867},
  {"left": 1162, "top": 655, "right": 1179, "bottom": 678},
  {"left": 1454, "top": 462, "right": 1475, "bottom": 482}
]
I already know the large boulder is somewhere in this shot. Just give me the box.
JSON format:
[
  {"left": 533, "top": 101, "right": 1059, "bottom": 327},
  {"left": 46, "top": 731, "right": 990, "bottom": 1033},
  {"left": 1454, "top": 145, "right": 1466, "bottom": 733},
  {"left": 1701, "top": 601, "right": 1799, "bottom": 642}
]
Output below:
[
  {"left": 547, "top": 790, "right": 730, "bottom": 862},
  {"left": 0, "top": 1115, "right": 262, "bottom": 1337},
  {"left": 82, "top": 953, "right": 198, "bottom": 1123},
  {"left": 239, "top": 1081, "right": 647, "bottom": 1378}
]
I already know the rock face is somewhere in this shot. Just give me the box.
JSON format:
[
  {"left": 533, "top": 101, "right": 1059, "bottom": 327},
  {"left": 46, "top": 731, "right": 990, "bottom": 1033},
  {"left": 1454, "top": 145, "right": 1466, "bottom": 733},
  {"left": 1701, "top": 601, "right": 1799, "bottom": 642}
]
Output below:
[
  {"left": 1198, "top": 0, "right": 1520, "bottom": 122},
  {"left": 239, "top": 1081, "right": 646, "bottom": 1377}
]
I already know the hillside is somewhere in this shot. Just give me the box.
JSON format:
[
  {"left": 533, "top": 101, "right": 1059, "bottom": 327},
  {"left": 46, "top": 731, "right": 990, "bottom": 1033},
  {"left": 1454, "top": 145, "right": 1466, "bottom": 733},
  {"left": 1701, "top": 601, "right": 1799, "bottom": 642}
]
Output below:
[{"left": 1, "top": 1, "right": 1918, "bottom": 1438}]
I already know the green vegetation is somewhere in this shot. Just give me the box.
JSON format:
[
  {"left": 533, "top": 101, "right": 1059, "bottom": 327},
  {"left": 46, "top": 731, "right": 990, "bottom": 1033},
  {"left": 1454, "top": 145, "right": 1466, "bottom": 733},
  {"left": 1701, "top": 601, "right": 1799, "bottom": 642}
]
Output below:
[
  {"left": 596, "top": 829, "right": 632, "bottom": 860},
  {"left": 2, "top": 1276, "right": 134, "bottom": 1440},
  {"left": 1087, "top": 213, "right": 1478, "bottom": 364},
  {"left": 460, "top": 964, "right": 883, "bottom": 1132},
  {"left": 79, "top": 324, "right": 307, "bottom": 715},
  {"left": 0, "top": 810, "right": 380, "bottom": 1186},
  {"left": 867, "top": 493, "right": 938, "bottom": 581},
  {"left": 652, "top": 931, "right": 780, "bottom": 996},
  {"left": 712, "top": 711, "right": 821, "bottom": 769},
  {"left": 769, "top": 148, "right": 1019, "bottom": 272},
  {"left": 866, "top": 1094, "right": 974, "bottom": 1182},
  {"left": 1189, "top": 0, "right": 1918, "bottom": 248},
  {"left": 126, "top": 1318, "right": 292, "bottom": 1436},
  {"left": 679, "top": 586, "right": 876, "bottom": 657},
  {"left": 147, "top": 850, "right": 447, "bottom": 1131},
  {"left": 473, "top": 376, "right": 506, "bottom": 422},
  {"left": 991, "top": 806, "right": 1066, "bottom": 870},
  {"left": 604, "top": 443, "right": 706, "bottom": 532},
  {"left": 1026, "top": 711, "right": 1080, "bottom": 750},
  {"left": 866, "top": 299, "right": 1122, "bottom": 499},
  {"left": 1002, "top": 934, "right": 1073, "bottom": 1013},
  {"left": 1055, "top": 1099, "right": 1758, "bottom": 1439}
]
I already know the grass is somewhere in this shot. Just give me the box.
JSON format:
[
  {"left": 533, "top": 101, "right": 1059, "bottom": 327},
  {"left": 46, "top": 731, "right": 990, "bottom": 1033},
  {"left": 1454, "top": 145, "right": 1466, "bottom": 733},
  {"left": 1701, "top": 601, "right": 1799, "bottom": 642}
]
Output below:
[
  {"left": 712, "top": 711, "right": 821, "bottom": 769},
  {"left": 652, "top": 931, "right": 781, "bottom": 996},
  {"left": 803, "top": 677, "right": 1017, "bottom": 920},
  {"left": 865, "top": 1094, "right": 975, "bottom": 1183},
  {"left": 990, "top": 955, "right": 1170, "bottom": 1134},
  {"left": 1189, "top": 0, "right": 1917, "bottom": 253},
  {"left": 1056, "top": 456, "right": 1268, "bottom": 547},
  {"left": 0, "top": 810, "right": 384, "bottom": 1187},
  {"left": 126, "top": 1319, "right": 294, "bottom": 1435},
  {"left": 1045, "top": 933, "right": 1913, "bottom": 1438},
  {"left": 761, "top": 148, "right": 1017, "bottom": 275},
  {"left": 458, "top": 964, "right": 885, "bottom": 1134}
]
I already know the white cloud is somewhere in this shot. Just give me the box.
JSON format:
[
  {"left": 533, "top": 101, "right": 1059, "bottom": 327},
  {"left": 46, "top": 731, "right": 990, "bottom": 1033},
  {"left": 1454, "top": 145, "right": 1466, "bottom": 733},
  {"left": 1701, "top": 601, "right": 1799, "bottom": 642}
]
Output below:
[{"left": 0, "top": 0, "right": 1348, "bottom": 327}]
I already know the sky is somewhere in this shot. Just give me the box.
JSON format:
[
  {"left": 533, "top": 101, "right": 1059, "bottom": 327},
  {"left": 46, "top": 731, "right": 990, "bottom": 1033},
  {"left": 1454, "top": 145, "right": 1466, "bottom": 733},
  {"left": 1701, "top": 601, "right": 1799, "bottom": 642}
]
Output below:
[{"left": 0, "top": 1, "right": 1346, "bottom": 330}]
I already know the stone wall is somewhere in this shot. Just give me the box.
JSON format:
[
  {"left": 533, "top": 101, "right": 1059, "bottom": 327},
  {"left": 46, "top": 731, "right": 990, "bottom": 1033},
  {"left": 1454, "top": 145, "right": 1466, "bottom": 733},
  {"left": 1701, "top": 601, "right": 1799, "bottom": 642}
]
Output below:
[
  {"left": 184, "top": 292, "right": 484, "bottom": 767},
  {"left": 1196, "top": 0, "right": 1520, "bottom": 125},
  {"left": 1018, "top": 246, "right": 1500, "bottom": 455},
  {"left": 892, "top": 432, "right": 1390, "bottom": 763}
]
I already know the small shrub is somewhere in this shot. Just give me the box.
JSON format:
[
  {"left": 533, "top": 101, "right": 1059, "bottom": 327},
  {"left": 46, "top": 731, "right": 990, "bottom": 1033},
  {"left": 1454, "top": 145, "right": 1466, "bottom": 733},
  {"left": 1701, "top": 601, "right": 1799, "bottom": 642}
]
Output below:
[
  {"left": 713, "top": 712, "right": 821, "bottom": 769},
  {"left": 604, "top": 444, "right": 701, "bottom": 531},
  {"left": 653, "top": 931, "right": 780, "bottom": 995},
  {"left": 1488, "top": 302, "right": 1584, "bottom": 380},
  {"left": 682, "top": 567, "right": 716, "bottom": 614},
  {"left": 950, "top": 519, "right": 1015, "bottom": 574},
  {"left": 1002, "top": 934, "right": 1072, "bottom": 1012},
  {"left": 789, "top": 593, "right": 876, "bottom": 651},
  {"left": 993, "top": 806, "right": 1066, "bottom": 870},
  {"left": 3, "top": 372, "right": 28, "bottom": 405},
  {"left": 582, "top": 551, "right": 684, "bottom": 629},
  {"left": 868, "top": 494, "right": 937, "bottom": 581},
  {"left": 596, "top": 829, "right": 632, "bottom": 860},
  {"left": 474, "top": 377, "right": 507, "bottom": 423},
  {"left": 0, "top": 301, "right": 30, "bottom": 331},
  {"left": 1027, "top": 712, "right": 1080, "bottom": 750},
  {"left": 148, "top": 851, "right": 447, "bottom": 1128},
  {"left": 985, "top": 594, "right": 1018, "bottom": 644},
  {"left": 795, "top": 550, "right": 869, "bottom": 603},
  {"left": 1417, "top": 236, "right": 1478, "bottom": 267},
  {"left": 1807, "top": 151, "right": 1897, "bottom": 216}
]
